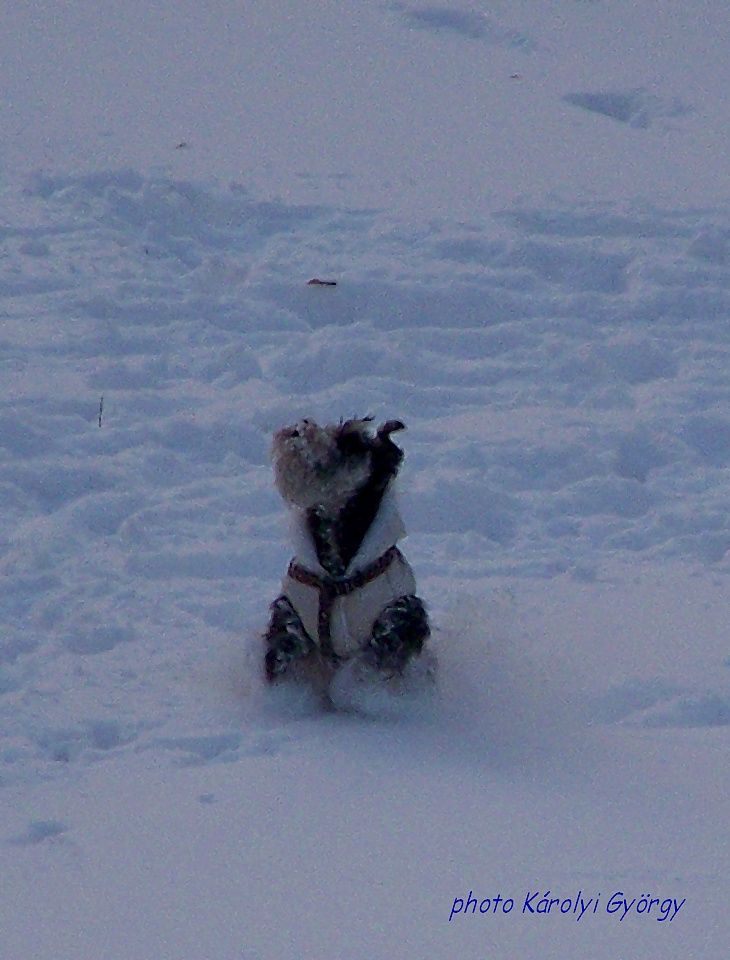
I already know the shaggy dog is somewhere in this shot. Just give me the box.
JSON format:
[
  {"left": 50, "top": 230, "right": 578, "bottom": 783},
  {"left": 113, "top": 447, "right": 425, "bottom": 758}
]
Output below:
[{"left": 263, "top": 417, "right": 430, "bottom": 698}]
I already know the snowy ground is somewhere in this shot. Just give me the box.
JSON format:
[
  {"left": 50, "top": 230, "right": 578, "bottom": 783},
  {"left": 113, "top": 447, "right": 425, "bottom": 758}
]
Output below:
[{"left": 2, "top": 2, "right": 730, "bottom": 958}]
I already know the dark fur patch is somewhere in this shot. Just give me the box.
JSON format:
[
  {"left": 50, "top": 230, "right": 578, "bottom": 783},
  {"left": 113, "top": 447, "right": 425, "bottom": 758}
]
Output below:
[
  {"left": 364, "top": 594, "right": 430, "bottom": 675},
  {"left": 264, "top": 596, "right": 315, "bottom": 682}
]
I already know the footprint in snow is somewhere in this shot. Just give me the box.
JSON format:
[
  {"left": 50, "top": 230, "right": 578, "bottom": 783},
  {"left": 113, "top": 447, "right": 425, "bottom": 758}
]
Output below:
[{"left": 7, "top": 819, "right": 69, "bottom": 846}]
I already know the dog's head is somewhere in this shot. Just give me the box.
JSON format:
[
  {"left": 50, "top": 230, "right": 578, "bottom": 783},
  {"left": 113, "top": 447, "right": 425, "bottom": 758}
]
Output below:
[{"left": 271, "top": 417, "right": 405, "bottom": 511}]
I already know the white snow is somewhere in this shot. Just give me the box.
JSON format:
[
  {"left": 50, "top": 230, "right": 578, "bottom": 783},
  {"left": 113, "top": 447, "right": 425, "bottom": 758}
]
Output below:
[{"left": 1, "top": 2, "right": 729, "bottom": 957}]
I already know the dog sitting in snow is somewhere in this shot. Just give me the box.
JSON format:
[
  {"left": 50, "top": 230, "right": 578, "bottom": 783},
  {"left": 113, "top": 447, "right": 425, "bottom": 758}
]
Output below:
[{"left": 263, "top": 416, "right": 430, "bottom": 696}]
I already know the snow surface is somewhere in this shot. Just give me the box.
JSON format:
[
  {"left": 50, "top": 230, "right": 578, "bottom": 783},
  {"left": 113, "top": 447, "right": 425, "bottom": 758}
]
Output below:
[{"left": 2, "top": 2, "right": 730, "bottom": 957}]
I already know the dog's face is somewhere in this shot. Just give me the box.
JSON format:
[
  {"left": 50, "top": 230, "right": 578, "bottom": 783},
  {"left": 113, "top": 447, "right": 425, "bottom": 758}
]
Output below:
[{"left": 271, "top": 418, "right": 374, "bottom": 511}]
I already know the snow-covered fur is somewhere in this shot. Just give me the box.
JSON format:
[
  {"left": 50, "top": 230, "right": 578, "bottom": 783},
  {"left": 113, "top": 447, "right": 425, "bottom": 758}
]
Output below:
[
  {"left": 264, "top": 417, "right": 430, "bottom": 696},
  {"left": 271, "top": 417, "right": 374, "bottom": 514}
]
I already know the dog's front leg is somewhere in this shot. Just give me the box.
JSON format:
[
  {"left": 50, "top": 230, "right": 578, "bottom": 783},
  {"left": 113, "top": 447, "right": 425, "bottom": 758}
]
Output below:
[
  {"left": 263, "top": 595, "right": 316, "bottom": 683},
  {"left": 364, "top": 594, "right": 430, "bottom": 676}
]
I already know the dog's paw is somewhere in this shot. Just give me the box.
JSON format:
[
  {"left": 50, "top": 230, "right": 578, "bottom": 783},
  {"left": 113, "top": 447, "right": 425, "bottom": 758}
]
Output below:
[
  {"left": 365, "top": 594, "right": 430, "bottom": 674},
  {"left": 263, "top": 596, "right": 316, "bottom": 682}
]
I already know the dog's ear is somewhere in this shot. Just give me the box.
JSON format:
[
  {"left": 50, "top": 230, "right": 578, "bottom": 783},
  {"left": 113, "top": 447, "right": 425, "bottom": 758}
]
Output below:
[
  {"left": 373, "top": 419, "right": 405, "bottom": 478},
  {"left": 377, "top": 420, "right": 406, "bottom": 439}
]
